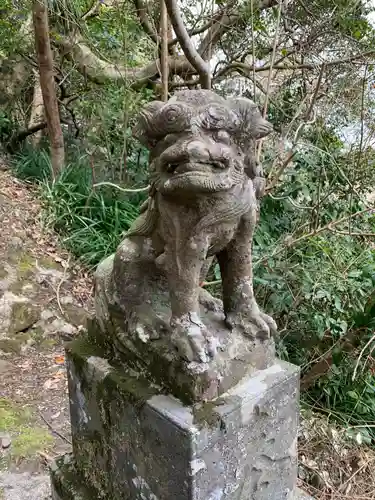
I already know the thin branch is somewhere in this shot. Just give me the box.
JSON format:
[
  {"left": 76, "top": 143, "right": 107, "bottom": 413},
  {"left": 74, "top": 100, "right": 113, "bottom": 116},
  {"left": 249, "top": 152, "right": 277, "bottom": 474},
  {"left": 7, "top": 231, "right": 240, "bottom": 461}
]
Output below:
[
  {"left": 305, "top": 62, "right": 325, "bottom": 119},
  {"left": 81, "top": 0, "right": 102, "bottom": 21},
  {"left": 265, "top": 150, "right": 297, "bottom": 193},
  {"left": 164, "top": 0, "right": 211, "bottom": 88},
  {"left": 285, "top": 208, "right": 375, "bottom": 247},
  {"left": 197, "top": 0, "right": 279, "bottom": 60},
  {"left": 235, "top": 49, "right": 375, "bottom": 73},
  {"left": 168, "top": 15, "right": 218, "bottom": 47},
  {"left": 39, "top": 412, "right": 72, "bottom": 445},
  {"left": 256, "top": 207, "right": 375, "bottom": 267},
  {"left": 250, "top": 0, "right": 256, "bottom": 102},
  {"left": 257, "top": 0, "right": 283, "bottom": 161},
  {"left": 329, "top": 228, "right": 375, "bottom": 237},
  {"left": 352, "top": 333, "right": 375, "bottom": 382},
  {"left": 262, "top": 0, "right": 282, "bottom": 118},
  {"left": 133, "top": 0, "right": 160, "bottom": 44},
  {"left": 92, "top": 181, "right": 149, "bottom": 192}
]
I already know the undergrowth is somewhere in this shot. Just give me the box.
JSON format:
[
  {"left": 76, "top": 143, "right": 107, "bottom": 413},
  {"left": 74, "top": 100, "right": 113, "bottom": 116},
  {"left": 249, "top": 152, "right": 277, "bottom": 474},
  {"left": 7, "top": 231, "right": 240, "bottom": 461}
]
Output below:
[
  {"left": 10, "top": 143, "right": 375, "bottom": 447},
  {"left": 12, "top": 146, "right": 144, "bottom": 267}
]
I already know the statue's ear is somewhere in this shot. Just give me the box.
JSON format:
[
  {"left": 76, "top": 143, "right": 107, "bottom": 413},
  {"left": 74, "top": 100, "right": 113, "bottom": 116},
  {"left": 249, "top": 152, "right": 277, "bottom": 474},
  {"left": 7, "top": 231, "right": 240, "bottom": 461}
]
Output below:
[
  {"left": 230, "top": 97, "right": 273, "bottom": 140},
  {"left": 132, "top": 101, "right": 165, "bottom": 149}
]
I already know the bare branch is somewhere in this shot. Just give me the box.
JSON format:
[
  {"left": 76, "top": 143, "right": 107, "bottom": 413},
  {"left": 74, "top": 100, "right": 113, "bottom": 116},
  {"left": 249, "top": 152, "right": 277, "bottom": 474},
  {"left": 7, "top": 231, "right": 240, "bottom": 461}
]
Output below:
[
  {"left": 160, "top": 0, "right": 169, "bottom": 101},
  {"left": 255, "top": 208, "right": 375, "bottom": 268},
  {"left": 305, "top": 62, "right": 325, "bottom": 119},
  {"left": 57, "top": 38, "right": 193, "bottom": 86},
  {"left": 56, "top": 0, "right": 284, "bottom": 88},
  {"left": 168, "top": 16, "right": 218, "bottom": 47},
  {"left": 164, "top": 0, "right": 210, "bottom": 88},
  {"left": 198, "top": 0, "right": 279, "bottom": 59},
  {"left": 9, "top": 122, "right": 48, "bottom": 150},
  {"left": 235, "top": 49, "right": 375, "bottom": 73}
]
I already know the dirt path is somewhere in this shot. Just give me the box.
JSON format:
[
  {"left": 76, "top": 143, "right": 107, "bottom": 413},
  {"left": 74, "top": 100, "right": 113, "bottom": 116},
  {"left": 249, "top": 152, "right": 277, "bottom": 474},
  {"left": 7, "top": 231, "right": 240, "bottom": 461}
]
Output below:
[{"left": 0, "top": 167, "right": 93, "bottom": 499}]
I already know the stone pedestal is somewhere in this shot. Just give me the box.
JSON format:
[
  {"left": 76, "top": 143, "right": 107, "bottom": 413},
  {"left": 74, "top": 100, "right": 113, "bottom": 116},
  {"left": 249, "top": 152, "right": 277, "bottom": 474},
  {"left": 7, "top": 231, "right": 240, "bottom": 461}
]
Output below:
[{"left": 50, "top": 337, "right": 304, "bottom": 500}]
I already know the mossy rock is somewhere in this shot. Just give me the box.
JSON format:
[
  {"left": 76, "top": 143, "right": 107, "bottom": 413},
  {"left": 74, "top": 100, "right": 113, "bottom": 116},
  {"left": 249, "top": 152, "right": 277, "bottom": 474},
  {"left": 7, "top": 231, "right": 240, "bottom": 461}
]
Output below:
[
  {"left": 9, "top": 252, "right": 35, "bottom": 278},
  {"left": 9, "top": 302, "right": 40, "bottom": 334},
  {"left": 0, "top": 265, "right": 8, "bottom": 280},
  {"left": 0, "top": 398, "right": 53, "bottom": 466},
  {"left": 63, "top": 304, "right": 90, "bottom": 328},
  {"left": 0, "top": 339, "right": 22, "bottom": 354},
  {"left": 38, "top": 255, "right": 64, "bottom": 271},
  {"left": 40, "top": 338, "right": 58, "bottom": 349},
  {"left": 9, "top": 279, "right": 36, "bottom": 296}
]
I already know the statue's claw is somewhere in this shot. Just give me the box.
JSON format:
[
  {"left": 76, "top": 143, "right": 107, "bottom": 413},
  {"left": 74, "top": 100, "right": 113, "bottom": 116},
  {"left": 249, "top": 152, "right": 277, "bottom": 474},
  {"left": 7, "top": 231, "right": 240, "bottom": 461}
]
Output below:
[
  {"left": 225, "top": 304, "right": 277, "bottom": 340},
  {"left": 171, "top": 313, "right": 216, "bottom": 363}
]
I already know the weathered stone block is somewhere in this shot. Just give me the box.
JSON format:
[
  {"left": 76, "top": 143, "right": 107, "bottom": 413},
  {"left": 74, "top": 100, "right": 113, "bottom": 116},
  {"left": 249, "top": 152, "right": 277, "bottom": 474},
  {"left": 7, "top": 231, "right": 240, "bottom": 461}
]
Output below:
[
  {"left": 51, "top": 456, "right": 313, "bottom": 500},
  {"left": 55, "top": 337, "right": 300, "bottom": 500}
]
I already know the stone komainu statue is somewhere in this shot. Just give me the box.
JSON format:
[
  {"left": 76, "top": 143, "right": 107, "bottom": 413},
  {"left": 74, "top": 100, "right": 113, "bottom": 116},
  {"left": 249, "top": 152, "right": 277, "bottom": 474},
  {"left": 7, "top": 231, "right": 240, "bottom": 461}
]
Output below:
[{"left": 94, "top": 90, "right": 277, "bottom": 366}]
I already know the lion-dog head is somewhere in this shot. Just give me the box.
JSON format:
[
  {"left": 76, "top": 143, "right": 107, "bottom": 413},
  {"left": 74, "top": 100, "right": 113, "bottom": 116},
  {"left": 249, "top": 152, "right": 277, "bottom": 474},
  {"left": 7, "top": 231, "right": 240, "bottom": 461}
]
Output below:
[{"left": 133, "top": 90, "right": 273, "bottom": 197}]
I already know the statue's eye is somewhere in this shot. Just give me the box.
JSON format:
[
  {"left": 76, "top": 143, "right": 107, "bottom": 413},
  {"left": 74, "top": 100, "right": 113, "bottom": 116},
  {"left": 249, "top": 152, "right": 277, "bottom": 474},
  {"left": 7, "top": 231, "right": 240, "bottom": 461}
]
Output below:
[{"left": 213, "top": 130, "right": 231, "bottom": 144}]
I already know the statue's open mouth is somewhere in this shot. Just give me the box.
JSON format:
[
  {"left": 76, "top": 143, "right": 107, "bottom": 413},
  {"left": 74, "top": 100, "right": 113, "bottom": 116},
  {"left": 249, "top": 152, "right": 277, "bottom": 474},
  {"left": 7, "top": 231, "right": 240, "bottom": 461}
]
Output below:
[{"left": 166, "top": 161, "right": 227, "bottom": 175}]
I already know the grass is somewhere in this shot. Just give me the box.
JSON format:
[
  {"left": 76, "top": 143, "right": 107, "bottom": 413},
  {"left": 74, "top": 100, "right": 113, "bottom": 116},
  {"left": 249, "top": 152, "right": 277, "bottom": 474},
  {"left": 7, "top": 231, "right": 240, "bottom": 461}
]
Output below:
[
  {"left": 12, "top": 147, "right": 144, "bottom": 268},
  {"left": 0, "top": 398, "right": 53, "bottom": 465}
]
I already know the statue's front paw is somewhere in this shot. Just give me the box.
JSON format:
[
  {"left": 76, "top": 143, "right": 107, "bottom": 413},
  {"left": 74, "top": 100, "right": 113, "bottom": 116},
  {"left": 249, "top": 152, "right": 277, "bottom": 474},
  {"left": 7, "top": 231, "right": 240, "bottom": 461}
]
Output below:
[
  {"left": 225, "top": 305, "right": 277, "bottom": 340},
  {"left": 170, "top": 312, "right": 216, "bottom": 363}
]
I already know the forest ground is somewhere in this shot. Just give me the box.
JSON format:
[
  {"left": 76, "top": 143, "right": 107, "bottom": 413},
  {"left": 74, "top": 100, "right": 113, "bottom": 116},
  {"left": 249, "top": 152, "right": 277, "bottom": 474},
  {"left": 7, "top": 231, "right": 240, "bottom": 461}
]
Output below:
[{"left": 0, "top": 163, "right": 93, "bottom": 499}]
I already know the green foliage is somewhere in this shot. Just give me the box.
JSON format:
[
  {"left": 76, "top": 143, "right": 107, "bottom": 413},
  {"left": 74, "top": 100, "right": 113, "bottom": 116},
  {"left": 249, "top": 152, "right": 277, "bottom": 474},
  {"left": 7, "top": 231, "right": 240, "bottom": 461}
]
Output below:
[
  {"left": 0, "top": 111, "right": 15, "bottom": 144},
  {"left": 75, "top": 84, "right": 152, "bottom": 183},
  {"left": 12, "top": 148, "right": 144, "bottom": 267},
  {"left": 13, "top": 147, "right": 52, "bottom": 181},
  {"left": 248, "top": 119, "right": 375, "bottom": 438},
  {"left": 0, "top": 0, "right": 30, "bottom": 57}
]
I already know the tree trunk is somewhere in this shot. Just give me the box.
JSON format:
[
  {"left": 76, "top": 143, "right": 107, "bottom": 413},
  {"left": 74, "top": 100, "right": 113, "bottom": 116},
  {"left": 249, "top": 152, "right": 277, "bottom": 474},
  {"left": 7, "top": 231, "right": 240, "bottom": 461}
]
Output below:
[
  {"left": 160, "top": 0, "right": 169, "bottom": 102},
  {"left": 32, "top": 0, "right": 65, "bottom": 177},
  {"left": 28, "top": 70, "right": 45, "bottom": 147}
]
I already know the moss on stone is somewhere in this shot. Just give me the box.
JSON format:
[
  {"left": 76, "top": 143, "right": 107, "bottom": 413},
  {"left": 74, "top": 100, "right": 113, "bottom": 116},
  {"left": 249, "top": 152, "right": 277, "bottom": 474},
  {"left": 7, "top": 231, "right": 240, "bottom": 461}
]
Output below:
[
  {"left": 38, "top": 255, "right": 64, "bottom": 271},
  {"left": 193, "top": 400, "right": 226, "bottom": 429},
  {"left": 9, "top": 279, "right": 27, "bottom": 295},
  {"left": 0, "top": 338, "right": 22, "bottom": 353},
  {"left": 63, "top": 304, "right": 90, "bottom": 328},
  {"left": 9, "top": 302, "right": 40, "bottom": 334},
  {"left": 51, "top": 455, "right": 102, "bottom": 499},
  {"left": 40, "top": 338, "right": 58, "bottom": 348},
  {"left": 14, "top": 252, "right": 35, "bottom": 277},
  {"left": 13, "top": 332, "right": 31, "bottom": 343},
  {"left": 13, "top": 427, "right": 54, "bottom": 457},
  {"left": 9, "top": 279, "right": 36, "bottom": 295},
  {"left": 0, "top": 398, "right": 53, "bottom": 463},
  {"left": 29, "top": 326, "right": 44, "bottom": 343}
]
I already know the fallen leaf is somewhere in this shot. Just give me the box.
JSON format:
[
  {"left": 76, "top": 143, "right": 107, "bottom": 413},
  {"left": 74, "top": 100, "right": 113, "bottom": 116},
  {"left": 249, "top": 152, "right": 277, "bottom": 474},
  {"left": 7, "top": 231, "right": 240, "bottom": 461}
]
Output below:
[{"left": 54, "top": 355, "right": 65, "bottom": 365}]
